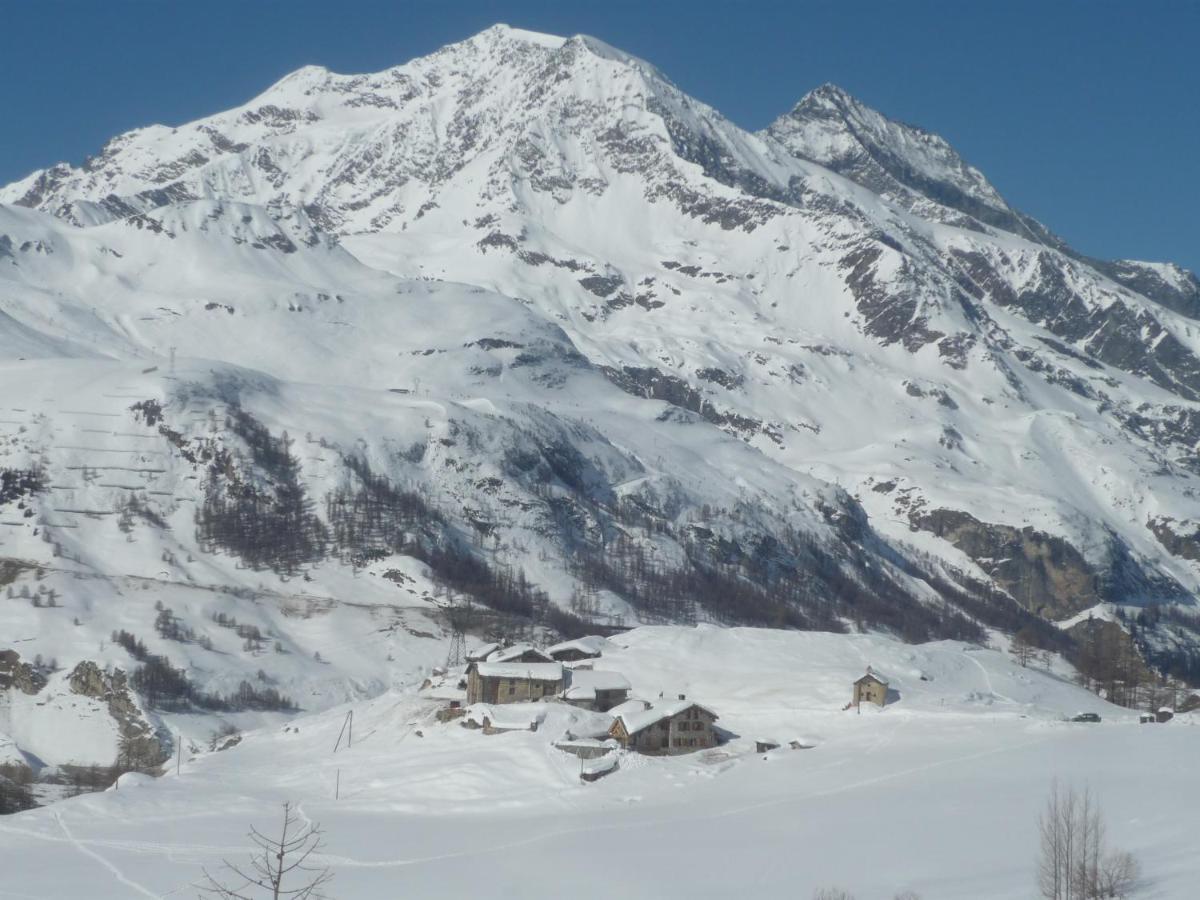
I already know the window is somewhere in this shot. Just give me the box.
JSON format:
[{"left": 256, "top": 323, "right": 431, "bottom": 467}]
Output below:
[{"left": 507, "top": 683, "right": 515, "bottom": 695}]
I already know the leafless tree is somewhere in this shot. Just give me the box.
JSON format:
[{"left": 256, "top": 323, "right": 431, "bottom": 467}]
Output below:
[
  {"left": 200, "top": 802, "right": 333, "bottom": 899},
  {"left": 1096, "top": 850, "right": 1140, "bottom": 899},
  {"left": 1011, "top": 626, "right": 1039, "bottom": 667},
  {"left": 1037, "top": 781, "right": 1140, "bottom": 899},
  {"left": 813, "top": 890, "right": 855, "bottom": 900}
]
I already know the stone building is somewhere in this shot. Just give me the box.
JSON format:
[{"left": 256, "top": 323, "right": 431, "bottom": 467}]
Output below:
[
  {"left": 546, "top": 636, "right": 606, "bottom": 662},
  {"left": 465, "top": 661, "right": 564, "bottom": 705},
  {"left": 853, "top": 668, "right": 889, "bottom": 707},
  {"left": 559, "top": 670, "right": 631, "bottom": 712},
  {"left": 609, "top": 697, "right": 718, "bottom": 755}
]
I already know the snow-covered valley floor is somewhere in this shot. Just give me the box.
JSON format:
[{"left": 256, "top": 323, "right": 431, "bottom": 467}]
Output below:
[{"left": 1, "top": 626, "right": 1195, "bottom": 899}]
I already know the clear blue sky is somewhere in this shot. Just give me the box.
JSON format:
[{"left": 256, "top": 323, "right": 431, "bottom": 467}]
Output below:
[{"left": 5, "top": 1, "right": 1197, "bottom": 272}]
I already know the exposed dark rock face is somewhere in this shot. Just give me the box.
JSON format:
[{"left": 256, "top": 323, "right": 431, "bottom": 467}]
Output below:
[
  {"left": 1095, "top": 260, "right": 1200, "bottom": 320},
  {"left": 914, "top": 509, "right": 1104, "bottom": 619},
  {"left": 0, "top": 650, "right": 46, "bottom": 695},
  {"left": 951, "top": 249, "right": 1200, "bottom": 401},
  {"left": 913, "top": 508, "right": 1189, "bottom": 619},
  {"left": 599, "top": 365, "right": 766, "bottom": 440},
  {"left": 68, "top": 661, "right": 167, "bottom": 769},
  {"left": 840, "top": 244, "right": 943, "bottom": 351},
  {"left": 1149, "top": 517, "right": 1200, "bottom": 562}
]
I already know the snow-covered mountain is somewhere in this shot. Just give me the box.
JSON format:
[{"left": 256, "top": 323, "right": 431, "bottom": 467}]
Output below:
[{"left": 3, "top": 25, "right": 1199, "bottom": 770}]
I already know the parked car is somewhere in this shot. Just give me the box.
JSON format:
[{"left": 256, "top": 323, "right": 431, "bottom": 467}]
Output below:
[{"left": 1071, "top": 712, "right": 1101, "bottom": 723}]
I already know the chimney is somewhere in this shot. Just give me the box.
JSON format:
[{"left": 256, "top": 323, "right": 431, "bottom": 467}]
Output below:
[{"left": 678, "top": 693, "right": 686, "bottom": 701}]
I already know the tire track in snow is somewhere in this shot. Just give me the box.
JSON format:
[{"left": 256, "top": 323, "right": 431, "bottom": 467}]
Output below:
[
  {"left": 54, "top": 811, "right": 163, "bottom": 899},
  {"left": 0, "top": 818, "right": 240, "bottom": 858}
]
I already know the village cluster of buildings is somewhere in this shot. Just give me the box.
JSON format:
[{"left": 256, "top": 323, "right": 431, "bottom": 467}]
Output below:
[
  {"left": 433, "top": 632, "right": 1190, "bottom": 783},
  {"left": 455, "top": 637, "right": 720, "bottom": 757}
]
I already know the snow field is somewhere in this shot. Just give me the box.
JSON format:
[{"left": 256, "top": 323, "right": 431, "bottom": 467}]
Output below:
[{"left": 3, "top": 625, "right": 1195, "bottom": 899}]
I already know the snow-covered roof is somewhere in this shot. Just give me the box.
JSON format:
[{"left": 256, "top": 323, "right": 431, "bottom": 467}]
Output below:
[
  {"left": 473, "top": 661, "right": 563, "bottom": 681},
  {"left": 487, "top": 643, "right": 553, "bottom": 663},
  {"left": 466, "top": 641, "right": 499, "bottom": 661},
  {"left": 856, "top": 669, "right": 889, "bottom": 686},
  {"left": 615, "top": 699, "right": 717, "bottom": 735},
  {"left": 608, "top": 699, "right": 651, "bottom": 719},
  {"left": 562, "top": 669, "right": 631, "bottom": 700},
  {"left": 464, "top": 704, "right": 546, "bottom": 729},
  {"left": 581, "top": 754, "right": 618, "bottom": 777},
  {"left": 546, "top": 635, "right": 608, "bottom": 658}
]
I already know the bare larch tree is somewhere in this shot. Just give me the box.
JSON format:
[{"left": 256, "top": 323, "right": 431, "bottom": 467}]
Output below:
[{"left": 200, "top": 801, "right": 333, "bottom": 899}]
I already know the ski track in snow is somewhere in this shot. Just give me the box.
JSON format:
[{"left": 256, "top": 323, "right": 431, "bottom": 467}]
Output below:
[{"left": 53, "top": 811, "right": 165, "bottom": 899}]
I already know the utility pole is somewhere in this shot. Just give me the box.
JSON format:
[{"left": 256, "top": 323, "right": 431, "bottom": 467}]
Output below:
[
  {"left": 444, "top": 592, "right": 472, "bottom": 669},
  {"left": 333, "top": 710, "right": 353, "bottom": 752}
]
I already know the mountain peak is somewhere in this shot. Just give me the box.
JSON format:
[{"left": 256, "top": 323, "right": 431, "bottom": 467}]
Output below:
[
  {"left": 477, "top": 23, "right": 568, "bottom": 48},
  {"left": 794, "top": 82, "right": 862, "bottom": 111},
  {"left": 766, "top": 82, "right": 1017, "bottom": 233}
]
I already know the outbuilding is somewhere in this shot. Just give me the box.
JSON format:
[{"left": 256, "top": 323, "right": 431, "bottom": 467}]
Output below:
[
  {"left": 1156, "top": 707, "right": 1175, "bottom": 724},
  {"left": 559, "top": 670, "right": 631, "bottom": 712},
  {"left": 853, "top": 667, "right": 890, "bottom": 708},
  {"left": 546, "top": 636, "right": 607, "bottom": 662}
]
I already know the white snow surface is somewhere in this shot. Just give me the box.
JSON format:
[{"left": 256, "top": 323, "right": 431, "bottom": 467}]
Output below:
[{"left": 0, "top": 625, "right": 1196, "bottom": 898}]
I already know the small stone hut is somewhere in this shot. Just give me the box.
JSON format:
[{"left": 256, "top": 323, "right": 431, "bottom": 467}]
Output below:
[{"left": 853, "top": 667, "right": 889, "bottom": 707}]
